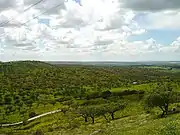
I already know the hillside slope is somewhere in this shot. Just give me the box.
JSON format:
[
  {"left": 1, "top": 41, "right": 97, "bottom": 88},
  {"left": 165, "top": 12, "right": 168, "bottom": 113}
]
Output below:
[{"left": 1, "top": 61, "right": 180, "bottom": 135}]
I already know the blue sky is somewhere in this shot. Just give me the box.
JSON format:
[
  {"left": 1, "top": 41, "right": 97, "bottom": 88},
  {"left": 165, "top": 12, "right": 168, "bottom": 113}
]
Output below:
[
  {"left": 129, "top": 29, "right": 180, "bottom": 45},
  {"left": 74, "top": 0, "right": 81, "bottom": 5},
  {"left": 38, "top": 18, "right": 50, "bottom": 26},
  {"left": 38, "top": 7, "right": 180, "bottom": 46},
  {"left": 130, "top": 13, "right": 180, "bottom": 45}
]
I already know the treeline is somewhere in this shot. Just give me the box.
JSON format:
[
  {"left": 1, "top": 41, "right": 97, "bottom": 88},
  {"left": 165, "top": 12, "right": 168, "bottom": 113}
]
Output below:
[
  {"left": 77, "top": 102, "right": 126, "bottom": 123},
  {"left": 0, "top": 61, "right": 179, "bottom": 108},
  {"left": 0, "top": 61, "right": 180, "bottom": 124},
  {"left": 0, "top": 88, "right": 143, "bottom": 116},
  {"left": 62, "top": 83, "right": 180, "bottom": 125},
  {"left": 1, "top": 61, "right": 179, "bottom": 91}
]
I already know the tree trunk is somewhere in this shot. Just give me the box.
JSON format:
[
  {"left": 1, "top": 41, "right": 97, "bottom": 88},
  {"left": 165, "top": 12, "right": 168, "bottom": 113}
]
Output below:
[
  {"left": 161, "top": 111, "right": 165, "bottom": 118},
  {"left": 159, "top": 106, "right": 166, "bottom": 117},
  {"left": 111, "top": 113, "right": 114, "bottom": 120},
  {"left": 165, "top": 104, "right": 169, "bottom": 115},
  {"left": 84, "top": 116, "right": 88, "bottom": 122},
  {"left": 91, "top": 116, "right": 94, "bottom": 124}
]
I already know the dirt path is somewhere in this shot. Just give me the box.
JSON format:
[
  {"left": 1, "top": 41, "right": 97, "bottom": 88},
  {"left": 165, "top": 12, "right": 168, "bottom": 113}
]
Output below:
[{"left": 1, "top": 109, "right": 61, "bottom": 127}]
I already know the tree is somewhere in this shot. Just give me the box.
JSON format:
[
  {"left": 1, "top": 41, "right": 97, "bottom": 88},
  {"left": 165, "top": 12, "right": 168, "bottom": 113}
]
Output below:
[
  {"left": 0, "top": 108, "right": 6, "bottom": 122},
  {"left": 86, "top": 92, "right": 101, "bottom": 100},
  {"left": 38, "top": 94, "right": 48, "bottom": 107},
  {"left": 103, "top": 102, "right": 126, "bottom": 120},
  {"left": 5, "top": 105, "right": 16, "bottom": 114},
  {"left": 76, "top": 87, "right": 87, "bottom": 99},
  {"left": 77, "top": 107, "right": 89, "bottom": 122},
  {"left": 77, "top": 106, "right": 102, "bottom": 124},
  {"left": 87, "top": 106, "right": 102, "bottom": 124},
  {"left": 25, "top": 99, "right": 34, "bottom": 108},
  {"left": 145, "top": 84, "right": 177, "bottom": 117},
  {"left": 101, "top": 90, "right": 111, "bottom": 99},
  {"left": 0, "top": 95, "right": 3, "bottom": 105},
  {"left": 4, "top": 94, "right": 13, "bottom": 104},
  {"left": 61, "top": 106, "right": 69, "bottom": 114}
]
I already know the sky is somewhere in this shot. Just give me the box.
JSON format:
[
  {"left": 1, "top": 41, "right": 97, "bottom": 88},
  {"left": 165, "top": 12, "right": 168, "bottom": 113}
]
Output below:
[{"left": 0, "top": 0, "right": 180, "bottom": 62}]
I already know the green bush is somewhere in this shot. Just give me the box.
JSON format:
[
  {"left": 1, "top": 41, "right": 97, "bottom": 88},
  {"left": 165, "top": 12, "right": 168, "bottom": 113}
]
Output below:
[
  {"left": 112, "top": 90, "right": 144, "bottom": 97},
  {"left": 81, "top": 98, "right": 108, "bottom": 106},
  {"left": 33, "top": 129, "right": 44, "bottom": 135},
  {"left": 86, "top": 92, "right": 101, "bottom": 100}
]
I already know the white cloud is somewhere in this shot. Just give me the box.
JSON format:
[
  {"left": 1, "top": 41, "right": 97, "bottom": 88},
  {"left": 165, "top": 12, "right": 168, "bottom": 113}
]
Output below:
[
  {"left": 0, "top": 0, "right": 17, "bottom": 11},
  {"left": 141, "top": 10, "right": 180, "bottom": 29},
  {"left": 171, "top": 36, "right": 180, "bottom": 46},
  {"left": 0, "top": 0, "right": 180, "bottom": 61},
  {"left": 121, "top": 0, "right": 180, "bottom": 11},
  {"left": 24, "top": 0, "right": 66, "bottom": 14}
]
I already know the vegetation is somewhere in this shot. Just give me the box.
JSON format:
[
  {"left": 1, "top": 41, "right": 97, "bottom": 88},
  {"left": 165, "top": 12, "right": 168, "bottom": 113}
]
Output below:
[
  {"left": 0, "top": 61, "right": 180, "bottom": 135},
  {"left": 145, "top": 83, "right": 178, "bottom": 117}
]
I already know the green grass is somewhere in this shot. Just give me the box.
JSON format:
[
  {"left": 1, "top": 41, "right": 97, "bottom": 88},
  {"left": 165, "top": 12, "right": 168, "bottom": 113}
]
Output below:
[
  {"left": 111, "top": 83, "right": 154, "bottom": 92},
  {"left": 1, "top": 101, "right": 180, "bottom": 135},
  {"left": 139, "top": 66, "right": 180, "bottom": 73},
  {"left": 1, "top": 83, "right": 180, "bottom": 135},
  {"left": 30, "top": 102, "right": 62, "bottom": 114},
  {"left": 0, "top": 103, "right": 63, "bottom": 124},
  {"left": 1, "top": 61, "right": 180, "bottom": 135},
  {"left": 43, "top": 110, "right": 180, "bottom": 135},
  {"left": 111, "top": 82, "right": 180, "bottom": 93},
  {"left": 2, "top": 96, "right": 180, "bottom": 135}
]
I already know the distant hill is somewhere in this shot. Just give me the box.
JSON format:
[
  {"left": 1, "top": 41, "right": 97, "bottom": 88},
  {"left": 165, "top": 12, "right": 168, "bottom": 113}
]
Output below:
[
  {"left": 0, "top": 60, "right": 56, "bottom": 73},
  {"left": 47, "top": 61, "right": 180, "bottom": 66},
  {"left": 1, "top": 60, "right": 179, "bottom": 92}
]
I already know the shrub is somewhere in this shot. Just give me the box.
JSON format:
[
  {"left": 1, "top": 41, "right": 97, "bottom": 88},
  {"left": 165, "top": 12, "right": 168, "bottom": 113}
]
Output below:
[
  {"left": 101, "top": 90, "right": 112, "bottom": 99},
  {"left": 112, "top": 90, "right": 144, "bottom": 97},
  {"left": 62, "top": 100, "right": 74, "bottom": 106},
  {"left": 33, "top": 129, "right": 44, "bottom": 135},
  {"left": 86, "top": 92, "right": 101, "bottom": 100},
  {"left": 81, "top": 98, "right": 107, "bottom": 106},
  {"left": 61, "top": 106, "right": 69, "bottom": 114},
  {"left": 29, "top": 112, "right": 37, "bottom": 118},
  {"left": 56, "top": 96, "right": 73, "bottom": 102}
]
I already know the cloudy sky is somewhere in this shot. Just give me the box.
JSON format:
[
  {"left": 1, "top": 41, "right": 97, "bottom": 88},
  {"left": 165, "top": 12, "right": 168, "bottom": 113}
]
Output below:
[{"left": 0, "top": 0, "right": 180, "bottom": 61}]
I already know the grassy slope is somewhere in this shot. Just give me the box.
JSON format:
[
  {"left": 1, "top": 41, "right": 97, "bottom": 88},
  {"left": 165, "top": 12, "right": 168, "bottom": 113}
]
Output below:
[
  {"left": 0, "top": 103, "right": 62, "bottom": 123},
  {"left": 1, "top": 61, "right": 180, "bottom": 135},
  {"left": 2, "top": 100, "right": 180, "bottom": 135},
  {"left": 111, "top": 83, "right": 154, "bottom": 92}
]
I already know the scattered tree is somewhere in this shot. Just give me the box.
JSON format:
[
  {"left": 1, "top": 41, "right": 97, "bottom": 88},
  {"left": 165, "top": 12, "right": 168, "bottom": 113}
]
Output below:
[
  {"left": 101, "top": 90, "right": 111, "bottom": 99},
  {"left": 103, "top": 102, "right": 126, "bottom": 120},
  {"left": 145, "top": 83, "right": 178, "bottom": 117},
  {"left": 77, "top": 107, "right": 89, "bottom": 122}
]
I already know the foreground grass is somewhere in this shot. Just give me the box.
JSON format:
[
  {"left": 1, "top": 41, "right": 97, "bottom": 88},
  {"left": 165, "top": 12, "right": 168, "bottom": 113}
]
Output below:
[
  {"left": 0, "top": 103, "right": 62, "bottom": 124},
  {"left": 44, "top": 111, "right": 180, "bottom": 135},
  {"left": 2, "top": 99, "right": 180, "bottom": 135},
  {"left": 1, "top": 82, "right": 180, "bottom": 135}
]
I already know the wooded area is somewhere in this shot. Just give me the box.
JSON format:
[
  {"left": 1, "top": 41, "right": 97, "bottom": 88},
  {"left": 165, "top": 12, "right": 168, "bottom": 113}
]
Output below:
[{"left": 1, "top": 61, "right": 180, "bottom": 135}]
